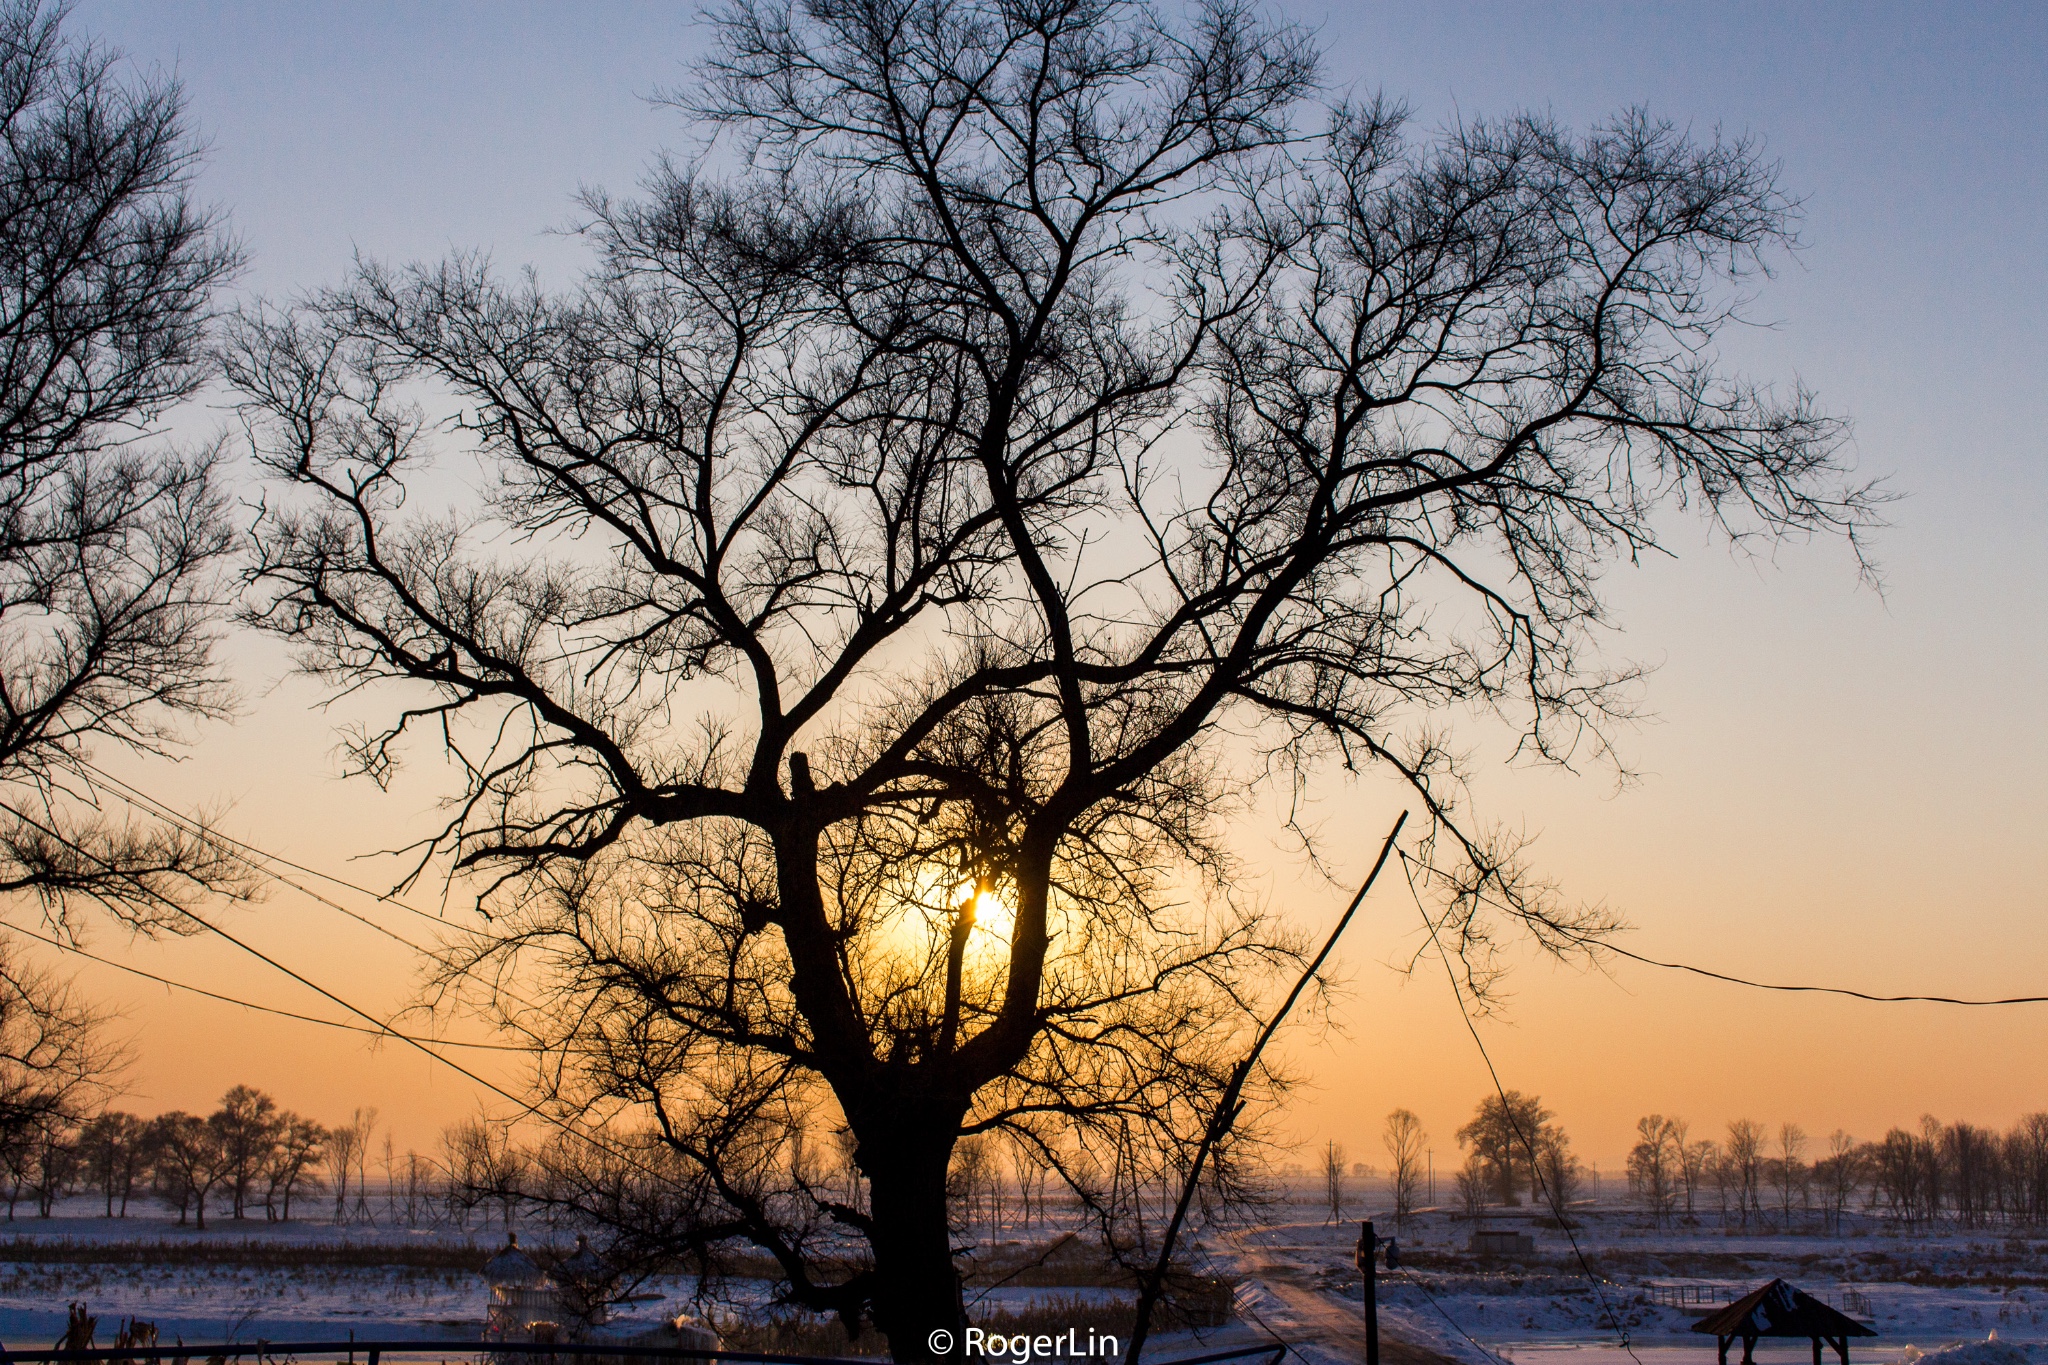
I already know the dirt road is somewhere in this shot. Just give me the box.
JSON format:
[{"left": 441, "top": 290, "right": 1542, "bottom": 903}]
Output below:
[{"left": 1236, "top": 1277, "right": 1466, "bottom": 1365}]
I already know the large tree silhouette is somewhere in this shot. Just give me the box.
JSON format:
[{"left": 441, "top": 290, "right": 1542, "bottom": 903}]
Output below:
[{"left": 227, "top": 0, "right": 1877, "bottom": 1354}]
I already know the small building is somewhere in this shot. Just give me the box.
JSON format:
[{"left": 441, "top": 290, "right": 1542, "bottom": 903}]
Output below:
[
  {"left": 1691, "top": 1279, "right": 1877, "bottom": 1365},
  {"left": 1469, "top": 1229, "right": 1536, "bottom": 1256}
]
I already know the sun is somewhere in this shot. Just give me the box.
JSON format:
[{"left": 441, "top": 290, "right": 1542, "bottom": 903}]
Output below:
[{"left": 958, "top": 884, "right": 1017, "bottom": 943}]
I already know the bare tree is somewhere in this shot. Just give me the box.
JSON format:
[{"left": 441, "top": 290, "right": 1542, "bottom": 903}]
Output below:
[
  {"left": 325, "top": 1107, "right": 373, "bottom": 1225},
  {"left": 1774, "top": 1121, "right": 1808, "bottom": 1226},
  {"left": 1725, "top": 1119, "right": 1766, "bottom": 1229},
  {"left": 1383, "top": 1109, "right": 1426, "bottom": 1233},
  {"left": 349, "top": 1106, "right": 378, "bottom": 1223},
  {"left": 1942, "top": 1121, "right": 1997, "bottom": 1229},
  {"left": 0, "top": 948, "right": 119, "bottom": 1187},
  {"left": 263, "top": 1113, "right": 325, "bottom": 1221},
  {"left": 1533, "top": 1125, "right": 1582, "bottom": 1215},
  {"left": 213, "top": 1085, "right": 280, "bottom": 1220},
  {"left": 0, "top": 0, "right": 244, "bottom": 959},
  {"left": 2008, "top": 1114, "right": 2048, "bottom": 1228},
  {"left": 27, "top": 1115, "right": 72, "bottom": 1215},
  {"left": 1320, "top": 1140, "right": 1345, "bottom": 1224},
  {"left": 76, "top": 1109, "right": 146, "bottom": 1216},
  {"left": 1458, "top": 1091, "right": 1554, "bottom": 1205},
  {"left": 150, "top": 1110, "right": 227, "bottom": 1228},
  {"left": 445, "top": 1113, "right": 524, "bottom": 1230},
  {"left": 1675, "top": 1126, "right": 1711, "bottom": 1221},
  {"left": 1455, "top": 1151, "right": 1489, "bottom": 1221},
  {"left": 1813, "top": 1129, "right": 1860, "bottom": 1235},
  {"left": 1627, "top": 1115, "right": 1679, "bottom": 1227},
  {"left": 225, "top": 0, "right": 1874, "bottom": 1353}
]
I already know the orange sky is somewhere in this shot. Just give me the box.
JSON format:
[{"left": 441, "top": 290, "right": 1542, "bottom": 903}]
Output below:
[
  {"left": 59, "top": 525, "right": 2048, "bottom": 1172},
  {"left": 39, "top": 1, "right": 2048, "bottom": 1174}
]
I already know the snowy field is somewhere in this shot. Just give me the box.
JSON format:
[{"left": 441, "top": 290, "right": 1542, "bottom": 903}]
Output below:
[
  {"left": 1238, "top": 1202, "right": 2048, "bottom": 1365},
  {"left": 6, "top": 1195, "right": 2045, "bottom": 1363}
]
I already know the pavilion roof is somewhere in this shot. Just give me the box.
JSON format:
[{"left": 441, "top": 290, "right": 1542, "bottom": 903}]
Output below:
[{"left": 1691, "top": 1280, "right": 1877, "bottom": 1339}]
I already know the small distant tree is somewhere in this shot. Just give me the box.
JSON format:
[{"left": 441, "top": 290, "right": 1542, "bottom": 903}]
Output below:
[
  {"left": 1867, "top": 1127, "right": 1921, "bottom": 1227},
  {"left": 1774, "top": 1121, "right": 1808, "bottom": 1227},
  {"left": 446, "top": 1114, "right": 524, "bottom": 1230},
  {"left": 1706, "top": 1142, "right": 1734, "bottom": 1224},
  {"left": 150, "top": 1111, "right": 227, "bottom": 1228},
  {"left": 1533, "top": 1126, "right": 1583, "bottom": 1215},
  {"left": 1627, "top": 1115, "right": 1679, "bottom": 1227},
  {"left": 436, "top": 1122, "right": 479, "bottom": 1230},
  {"left": 1917, "top": 1115, "right": 1947, "bottom": 1223},
  {"left": 1320, "top": 1141, "right": 1345, "bottom": 1224},
  {"left": 380, "top": 1131, "right": 398, "bottom": 1223},
  {"left": 1383, "top": 1109, "right": 1427, "bottom": 1233},
  {"left": 76, "top": 1111, "right": 148, "bottom": 1216},
  {"left": 263, "top": 1114, "right": 325, "bottom": 1220},
  {"left": 1458, "top": 1091, "right": 1553, "bottom": 1205},
  {"left": 28, "top": 1121, "right": 73, "bottom": 1215},
  {"left": 2007, "top": 1113, "right": 2048, "bottom": 1228},
  {"left": 1455, "top": 1151, "right": 1489, "bottom": 1221},
  {"left": 948, "top": 1133, "right": 992, "bottom": 1237},
  {"left": 349, "top": 1107, "right": 378, "bottom": 1222},
  {"left": 212, "top": 1085, "right": 281, "bottom": 1219},
  {"left": 1679, "top": 1136, "right": 1714, "bottom": 1221},
  {"left": 1942, "top": 1121, "right": 1997, "bottom": 1228},
  {"left": 325, "top": 1109, "right": 366, "bottom": 1224},
  {"left": 1725, "top": 1119, "right": 1766, "bottom": 1229},
  {"left": 1813, "top": 1129, "right": 1861, "bottom": 1235},
  {"left": 401, "top": 1149, "right": 426, "bottom": 1226}
]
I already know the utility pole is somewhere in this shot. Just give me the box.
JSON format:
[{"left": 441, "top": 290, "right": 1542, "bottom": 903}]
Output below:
[{"left": 1356, "top": 1221, "right": 1379, "bottom": 1365}]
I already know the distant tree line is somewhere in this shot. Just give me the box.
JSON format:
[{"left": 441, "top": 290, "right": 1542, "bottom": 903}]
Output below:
[
  {"left": 1321, "top": 1098, "right": 2048, "bottom": 1242},
  {"left": 1627, "top": 1112, "right": 2048, "bottom": 1232},
  {"left": 6, "top": 1088, "right": 568, "bottom": 1231}
]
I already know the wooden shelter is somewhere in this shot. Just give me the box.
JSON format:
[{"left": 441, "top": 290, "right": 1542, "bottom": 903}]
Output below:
[{"left": 1691, "top": 1279, "right": 1876, "bottom": 1365}]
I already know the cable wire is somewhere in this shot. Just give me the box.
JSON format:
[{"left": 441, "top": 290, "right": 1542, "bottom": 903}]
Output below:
[
  {"left": 70, "top": 762, "right": 565, "bottom": 1024},
  {"left": 1400, "top": 852, "right": 2048, "bottom": 1007},
  {"left": 8, "top": 920, "right": 538, "bottom": 1051},
  {"left": 0, "top": 798, "right": 691, "bottom": 1199},
  {"left": 1400, "top": 852, "right": 1643, "bottom": 1365},
  {"left": 1387, "top": 1269, "right": 1512, "bottom": 1365},
  {"left": 74, "top": 759, "right": 446, "bottom": 951}
]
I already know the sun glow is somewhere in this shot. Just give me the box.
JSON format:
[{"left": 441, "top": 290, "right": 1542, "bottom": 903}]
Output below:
[{"left": 959, "top": 884, "right": 1017, "bottom": 944}]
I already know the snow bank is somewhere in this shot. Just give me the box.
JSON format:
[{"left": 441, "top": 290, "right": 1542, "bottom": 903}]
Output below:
[{"left": 1901, "top": 1336, "right": 2045, "bottom": 1365}]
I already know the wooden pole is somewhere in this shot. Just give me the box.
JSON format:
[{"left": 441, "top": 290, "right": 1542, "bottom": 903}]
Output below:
[{"left": 1358, "top": 1221, "right": 1380, "bottom": 1365}]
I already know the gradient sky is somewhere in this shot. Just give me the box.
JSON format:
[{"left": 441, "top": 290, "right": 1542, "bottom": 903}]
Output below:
[{"left": 50, "top": 1, "right": 2048, "bottom": 1172}]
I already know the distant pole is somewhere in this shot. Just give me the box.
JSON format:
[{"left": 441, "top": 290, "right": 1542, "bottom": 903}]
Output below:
[{"left": 1357, "top": 1220, "right": 1380, "bottom": 1365}]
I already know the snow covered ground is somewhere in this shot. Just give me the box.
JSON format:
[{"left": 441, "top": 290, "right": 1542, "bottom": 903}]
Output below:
[
  {"left": 6, "top": 1197, "right": 2045, "bottom": 1362},
  {"left": 1235, "top": 1205, "right": 2048, "bottom": 1365}
]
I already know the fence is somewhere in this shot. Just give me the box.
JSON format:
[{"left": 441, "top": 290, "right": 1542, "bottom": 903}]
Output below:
[
  {"left": 1644, "top": 1285, "right": 1874, "bottom": 1321},
  {"left": 1646, "top": 1285, "right": 1733, "bottom": 1309}
]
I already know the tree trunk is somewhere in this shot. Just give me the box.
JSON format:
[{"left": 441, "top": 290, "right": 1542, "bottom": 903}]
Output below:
[{"left": 863, "top": 1129, "right": 968, "bottom": 1363}]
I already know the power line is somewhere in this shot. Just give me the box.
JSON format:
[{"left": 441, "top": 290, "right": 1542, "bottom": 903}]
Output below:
[
  {"left": 8, "top": 920, "right": 537, "bottom": 1052},
  {"left": 0, "top": 798, "right": 688, "bottom": 1198},
  {"left": 1390, "top": 1269, "right": 1512, "bottom": 1365},
  {"left": 72, "top": 762, "right": 561, "bottom": 1026},
  {"left": 76, "top": 759, "right": 449, "bottom": 951},
  {"left": 1399, "top": 852, "right": 2048, "bottom": 1007},
  {"left": 1400, "top": 852, "right": 1643, "bottom": 1365}
]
